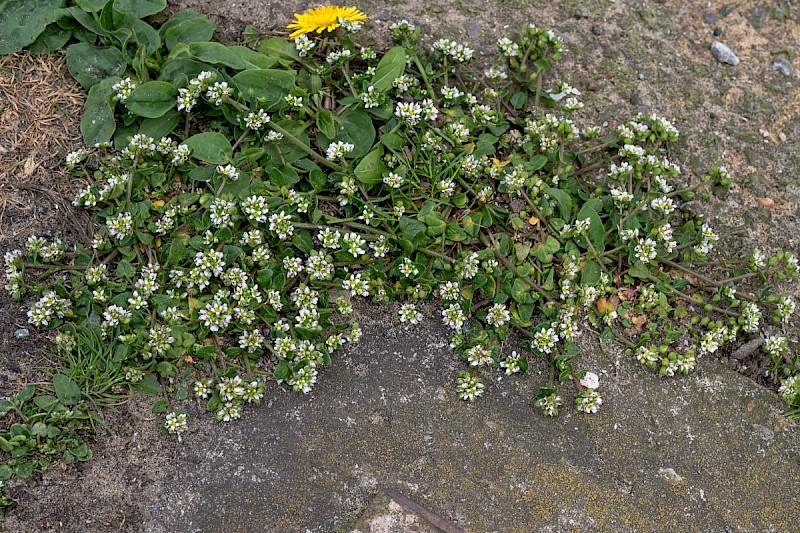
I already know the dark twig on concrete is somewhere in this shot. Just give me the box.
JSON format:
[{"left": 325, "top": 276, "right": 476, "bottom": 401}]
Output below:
[{"left": 382, "top": 488, "right": 465, "bottom": 533}]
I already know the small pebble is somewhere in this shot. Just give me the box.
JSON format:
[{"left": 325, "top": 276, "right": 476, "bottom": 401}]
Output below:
[
  {"left": 711, "top": 41, "right": 739, "bottom": 65},
  {"left": 14, "top": 328, "right": 29, "bottom": 339},
  {"left": 638, "top": 72, "right": 646, "bottom": 81},
  {"left": 753, "top": 424, "right": 774, "bottom": 441},
  {"left": 591, "top": 24, "right": 603, "bottom": 36},
  {"left": 772, "top": 58, "right": 792, "bottom": 76},
  {"left": 712, "top": 27, "right": 723, "bottom": 37},
  {"left": 703, "top": 12, "right": 717, "bottom": 24}
]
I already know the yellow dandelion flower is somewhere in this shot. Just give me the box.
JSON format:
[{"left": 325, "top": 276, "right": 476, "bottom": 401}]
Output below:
[{"left": 286, "top": 6, "right": 367, "bottom": 39}]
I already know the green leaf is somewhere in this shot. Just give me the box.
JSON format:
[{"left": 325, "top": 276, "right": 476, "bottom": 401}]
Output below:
[
  {"left": 68, "top": 5, "right": 107, "bottom": 36},
  {"left": 17, "top": 385, "right": 35, "bottom": 402},
  {"left": 353, "top": 147, "right": 388, "bottom": 187},
  {"left": 292, "top": 230, "right": 314, "bottom": 255},
  {"left": 263, "top": 119, "right": 309, "bottom": 164},
  {"left": 529, "top": 154, "right": 548, "bottom": 171},
  {"left": 515, "top": 241, "right": 532, "bottom": 261},
  {"left": 0, "top": 0, "right": 65, "bottom": 54},
  {"left": 510, "top": 91, "right": 527, "bottom": 110},
  {"left": 159, "top": 57, "right": 216, "bottom": 82},
  {"left": 230, "top": 45, "right": 277, "bottom": 70},
  {"left": 576, "top": 204, "right": 605, "bottom": 253},
  {"left": 257, "top": 37, "right": 299, "bottom": 62},
  {"left": 268, "top": 164, "right": 300, "bottom": 186},
  {"left": 544, "top": 187, "right": 573, "bottom": 220},
  {"left": 155, "top": 361, "right": 177, "bottom": 377},
  {"left": 73, "top": 442, "right": 93, "bottom": 461},
  {"left": 581, "top": 259, "right": 602, "bottom": 286},
  {"left": 81, "top": 76, "right": 117, "bottom": 145},
  {"left": 445, "top": 221, "right": 468, "bottom": 242},
  {"left": 369, "top": 46, "right": 406, "bottom": 92},
  {"left": 316, "top": 111, "right": 336, "bottom": 139},
  {"left": 232, "top": 69, "right": 294, "bottom": 107},
  {"left": 138, "top": 110, "right": 180, "bottom": 140},
  {"left": 125, "top": 81, "right": 178, "bottom": 118},
  {"left": 531, "top": 236, "right": 561, "bottom": 263},
  {"left": 151, "top": 399, "right": 167, "bottom": 413},
  {"left": 113, "top": 0, "right": 165, "bottom": 18},
  {"left": 75, "top": 0, "right": 106, "bottom": 10},
  {"left": 185, "top": 132, "right": 232, "bottom": 164},
  {"left": 274, "top": 360, "right": 291, "bottom": 381},
  {"left": 131, "top": 373, "right": 161, "bottom": 396},
  {"left": 115, "top": 259, "right": 135, "bottom": 278},
  {"left": 189, "top": 41, "right": 246, "bottom": 70},
  {"left": 65, "top": 43, "right": 126, "bottom": 89},
  {"left": 381, "top": 132, "right": 404, "bottom": 151},
  {"left": 53, "top": 374, "right": 81, "bottom": 406},
  {"left": 318, "top": 109, "right": 375, "bottom": 159},
  {"left": 27, "top": 22, "right": 71, "bottom": 54},
  {"left": 160, "top": 9, "right": 215, "bottom": 51},
  {"left": 121, "top": 17, "right": 161, "bottom": 55},
  {"left": 628, "top": 264, "right": 650, "bottom": 279},
  {"left": 398, "top": 217, "right": 427, "bottom": 245},
  {"left": 15, "top": 463, "right": 34, "bottom": 479}
]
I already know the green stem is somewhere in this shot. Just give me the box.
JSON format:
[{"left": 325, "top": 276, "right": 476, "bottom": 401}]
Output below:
[
  {"left": 481, "top": 232, "right": 552, "bottom": 302},
  {"left": 267, "top": 122, "right": 343, "bottom": 171}
]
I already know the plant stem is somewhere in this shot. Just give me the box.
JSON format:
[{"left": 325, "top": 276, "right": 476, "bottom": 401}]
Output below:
[
  {"left": 231, "top": 128, "right": 251, "bottom": 152},
  {"left": 481, "top": 232, "right": 552, "bottom": 302},
  {"left": 267, "top": 122, "right": 343, "bottom": 171}
]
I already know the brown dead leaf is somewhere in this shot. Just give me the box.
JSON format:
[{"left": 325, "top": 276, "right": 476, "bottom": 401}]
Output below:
[
  {"left": 755, "top": 197, "right": 775, "bottom": 208},
  {"left": 618, "top": 288, "right": 636, "bottom": 301},
  {"left": 528, "top": 216, "right": 539, "bottom": 226},
  {"left": 631, "top": 315, "right": 648, "bottom": 327}
]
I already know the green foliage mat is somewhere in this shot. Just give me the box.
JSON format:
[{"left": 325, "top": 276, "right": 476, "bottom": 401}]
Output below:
[{"left": 1, "top": 1, "right": 799, "bottom": 516}]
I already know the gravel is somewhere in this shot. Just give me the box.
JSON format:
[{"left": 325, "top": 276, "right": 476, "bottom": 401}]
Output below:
[{"left": 711, "top": 40, "right": 740, "bottom": 65}]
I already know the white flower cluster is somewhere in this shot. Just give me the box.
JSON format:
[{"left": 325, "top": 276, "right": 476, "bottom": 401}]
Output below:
[
  {"left": 326, "top": 48, "right": 352, "bottom": 64},
  {"left": 431, "top": 38, "right": 474, "bottom": 62},
  {"left": 213, "top": 376, "right": 265, "bottom": 421},
  {"left": 3, "top": 250, "right": 24, "bottom": 298},
  {"left": 456, "top": 372, "right": 484, "bottom": 401},
  {"left": 399, "top": 303, "right": 422, "bottom": 324},
  {"left": 575, "top": 389, "right": 603, "bottom": 413},
  {"left": 326, "top": 140, "right": 354, "bottom": 161},
  {"left": 164, "top": 411, "right": 189, "bottom": 437},
  {"left": 112, "top": 77, "right": 137, "bottom": 102},
  {"left": 778, "top": 375, "right": 799, "bottom": 405},
  {"left": 27, "top": 290, "right": 72, "bottom": 327},
  {"left": 535, "top": 392, "right": 563, "bottom": 417},
  {"left": 497, "top": 37, "right": 520, "bottom": 57},
  {"left": 694, "top": 223, "right": 718, "bottom": 256},
  {"left": 294, "top": 34, "right": 316, "bottom": 56}
]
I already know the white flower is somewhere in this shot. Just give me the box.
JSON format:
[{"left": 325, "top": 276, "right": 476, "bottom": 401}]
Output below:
[{"left": 326, "top": 141, "right": 355, "bottom": 160}]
